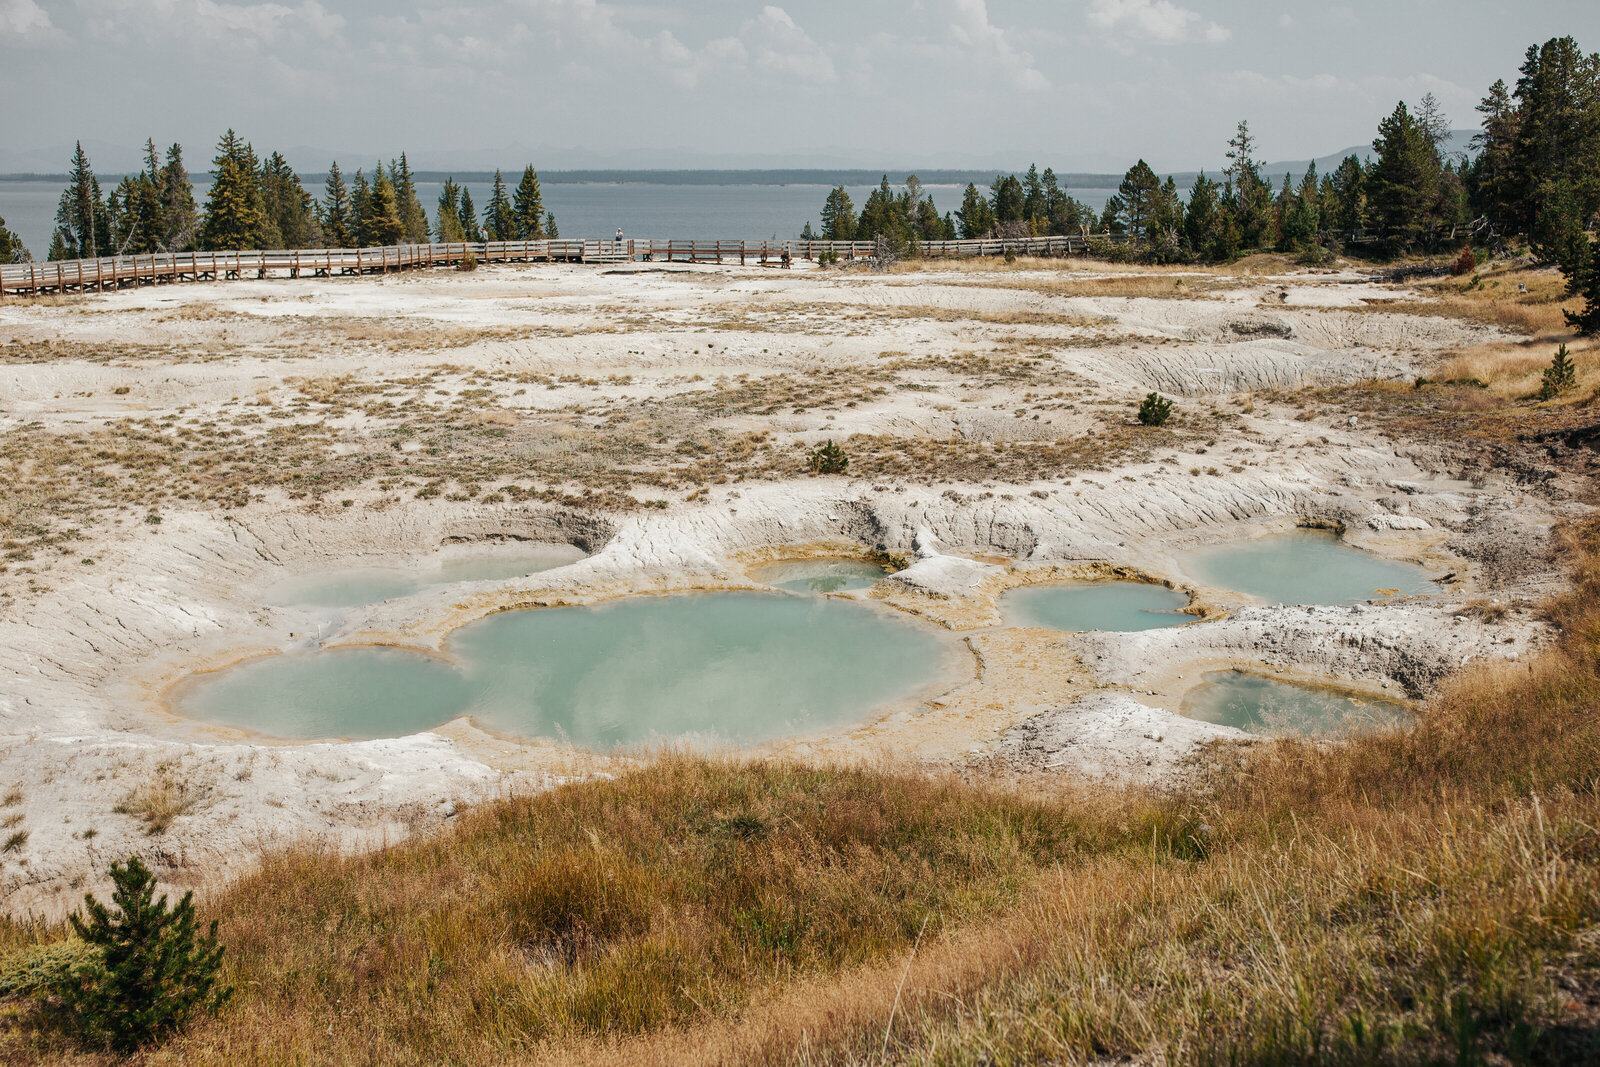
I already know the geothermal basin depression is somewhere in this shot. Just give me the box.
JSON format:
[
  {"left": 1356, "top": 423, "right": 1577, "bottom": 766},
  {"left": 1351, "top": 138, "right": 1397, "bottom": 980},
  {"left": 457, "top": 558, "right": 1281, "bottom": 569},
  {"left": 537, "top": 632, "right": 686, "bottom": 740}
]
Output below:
[{"left": 0, "top": 257, "right": 1559, "bottom": 915}]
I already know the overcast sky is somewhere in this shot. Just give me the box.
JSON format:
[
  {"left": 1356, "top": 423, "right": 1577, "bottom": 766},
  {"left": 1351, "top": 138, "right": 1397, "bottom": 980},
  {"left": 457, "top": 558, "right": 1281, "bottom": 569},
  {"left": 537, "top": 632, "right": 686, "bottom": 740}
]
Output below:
[{"left": 3, "top": 0, "right": 1598, "bottom": 173}]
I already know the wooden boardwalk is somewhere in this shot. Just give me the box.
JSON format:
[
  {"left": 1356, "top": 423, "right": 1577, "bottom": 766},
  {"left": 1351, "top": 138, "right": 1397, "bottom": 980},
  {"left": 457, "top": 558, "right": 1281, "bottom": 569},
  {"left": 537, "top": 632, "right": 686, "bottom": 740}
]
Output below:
[{"left": 0, "top": 234, "right": 1125, "bottom": 298}]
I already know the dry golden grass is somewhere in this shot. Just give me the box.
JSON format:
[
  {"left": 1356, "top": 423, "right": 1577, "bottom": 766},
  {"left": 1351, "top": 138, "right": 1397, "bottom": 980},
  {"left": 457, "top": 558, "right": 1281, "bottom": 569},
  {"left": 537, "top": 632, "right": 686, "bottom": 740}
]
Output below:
[
  {"left": 1372, "top": 265, "right": 1581, "bottom": 336},
  {"left": 1434, "top": 337, "right": 1600, "bottom": 400},
  {"left": 112, "top": 772, "right": 209, "bottom": 836}
]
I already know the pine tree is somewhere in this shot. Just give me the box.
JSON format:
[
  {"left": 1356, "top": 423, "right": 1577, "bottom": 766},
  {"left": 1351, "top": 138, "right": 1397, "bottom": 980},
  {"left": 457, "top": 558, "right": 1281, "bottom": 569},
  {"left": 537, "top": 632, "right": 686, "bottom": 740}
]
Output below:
[
  {"left": 54, "top": 856, "right": 230, "bottom": 1052},
  {"left": 54, "top": 142, "right": 107, "bottom": 260},
  {"left": 820, "top": 186, "right": 856, "bottom": 240},
  {"left": 434, "top": 178, "right": 465, "bottom": 242},
  {"left": 457, "top": 187, "right": 483, "bottom": 242},
  {"left": 1280, "top": 164, "right": 1321, "bottom": 251},
  {"left": 955, "top": 182, "right": 992, "bottom": 238},
  {"left": 1415, "top": 92, "right": 1453, "bottom": 158},
  {"left": 1326, "top": 155, "right": 1368, "bottom": 235},
  {"left": 1471, "top": 78, "right": 1521, "bottom": 231},
  {"left": 320, "top": 163, "right": 352, "bottom": 247},
  {"left": 855, "top": 175, "right": 908, "bottom": 244},
  {"left": 0, "top": 214, "right": 26, "bottom": 262},
  {"left": 130, "top": 140, "right": 165, "bottom": 254},
  {"left": 512, "top": 165, "right": 545, "bottom": 239},
  {"left": 1021, "top": 163, "right": 1046, "bottom": 229},
  {"left": 799, "top": 221, "right": 816, "bottom": 241},
  {"left": 989, "top": 173, "right": 1025, "bottom": 224},
  {"left": 1224, "top": 120, "right": 1274, "bottom": 249},
  {"left": 1369, "top": 101, "right": 1440, "bottom": 252},
  {"left": 159, "top": 144, "right": 198, "bottom": 252},
  {"left": 544, "top": 212, "right": 558, "bottom": 239},
  {"left": 484, "top": 170, "right": 515, "bottom": 241},
  {"left": 1509, "top": 37, "right": 1600, "bottom": 237},
  {"left": 107, "top": 176, "right": 145, "bottom": 254},
  {"left": 390, "top": 153, "right": 429, "bottom": 243},
  {"left": 200, "top": 130, "right": 262, "bottom": 250},
  {"left": 363, "top": 164, "right": 405, "bottom": 246},
  {"left": 349, "top": 168, "right": 372, "bottom": 244},
  {"left": 258, "top": 152, "right": 315, "bottom": 249},
  {"left": 1565, "top": 238, "right": 1600, "bottom": 335},
  {"left": 1117, "top": 160, "right": 1161, "bottom": 238},
  {"left": 1183, "top": 172, "right": 1221, "bottom": 259}
]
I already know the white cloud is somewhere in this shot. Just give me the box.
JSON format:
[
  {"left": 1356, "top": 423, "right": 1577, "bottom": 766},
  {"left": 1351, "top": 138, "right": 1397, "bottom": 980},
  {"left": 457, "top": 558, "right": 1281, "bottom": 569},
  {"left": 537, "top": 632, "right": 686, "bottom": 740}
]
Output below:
[
  {"left": 73, "top": 0, "right": 344, "bottom": 46},
  {"left": 745, "top": 6, "right": 834, "bottom": 83},
  {"left": 944, "top": 0, "right": 1048, "bottom": 91},
  {"left": 1087, "top": 0, "right": 1230, "bottom": 46},
  {"left": 0, "top": 0, "right": 55, "bottom": 42}
]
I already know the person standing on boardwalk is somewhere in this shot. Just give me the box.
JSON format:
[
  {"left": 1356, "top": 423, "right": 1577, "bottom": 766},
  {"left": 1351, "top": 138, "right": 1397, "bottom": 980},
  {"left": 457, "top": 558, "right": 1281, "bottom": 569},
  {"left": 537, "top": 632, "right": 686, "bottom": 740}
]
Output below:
[{"left": 615, "top": 227, "right": 623, "bottom": 251}]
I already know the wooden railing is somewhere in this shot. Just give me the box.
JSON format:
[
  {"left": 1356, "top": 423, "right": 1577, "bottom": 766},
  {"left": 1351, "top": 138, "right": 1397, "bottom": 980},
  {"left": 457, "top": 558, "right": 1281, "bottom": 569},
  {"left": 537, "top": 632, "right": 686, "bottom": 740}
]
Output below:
[{"left": 0, "top": 233, "right": 1129, "bottom": 298}]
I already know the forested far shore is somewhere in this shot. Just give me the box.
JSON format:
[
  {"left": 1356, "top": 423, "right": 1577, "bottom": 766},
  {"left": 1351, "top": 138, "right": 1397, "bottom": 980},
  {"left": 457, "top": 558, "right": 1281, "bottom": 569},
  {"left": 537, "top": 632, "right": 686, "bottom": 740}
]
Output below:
[{"left": 815, "top": 35, "right": 1599, "bottom": 272}]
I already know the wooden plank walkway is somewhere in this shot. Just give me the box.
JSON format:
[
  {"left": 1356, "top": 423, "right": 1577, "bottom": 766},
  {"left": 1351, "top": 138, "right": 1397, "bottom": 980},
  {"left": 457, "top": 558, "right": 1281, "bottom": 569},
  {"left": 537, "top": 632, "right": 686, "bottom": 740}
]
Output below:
[{"left": 0, "top": 234, "right": 1127, "bottom": 298}]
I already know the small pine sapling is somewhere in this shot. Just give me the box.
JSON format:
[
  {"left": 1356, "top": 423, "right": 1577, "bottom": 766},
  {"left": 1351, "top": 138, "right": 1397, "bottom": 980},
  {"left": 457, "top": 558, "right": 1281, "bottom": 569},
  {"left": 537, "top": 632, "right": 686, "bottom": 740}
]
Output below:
[
  {"left": 1539, "top": 343, "right": 1577, "bottom": 400},
  {"left": 53, "top": 856, "right": 231, "bottom": 1052},
  {"left": 1137, "top": 392, "right": 1173, "bottom": 426},
  {"left": 808, "top": 440, "right": 849, "bottom": 475}
]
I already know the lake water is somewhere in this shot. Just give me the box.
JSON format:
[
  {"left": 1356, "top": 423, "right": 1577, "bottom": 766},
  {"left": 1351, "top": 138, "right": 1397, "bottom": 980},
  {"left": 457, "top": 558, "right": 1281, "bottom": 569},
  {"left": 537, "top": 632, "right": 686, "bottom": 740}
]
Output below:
[
  {"left": 1002, "top": 582, "right": 1190, "bottom": 632},
  {"left": 263, "top": 543, "right": 586, "bottom": 610},
  {"left": 176, "top": 592, "right": 948, "bottom": 747},
  {"left": 0, "top": 178, "right": 1121, "bottom": 263},
  {"left": 1179, "top": 531, "right": 1433, "bottom": 606},
  {"left": 1180, "top": 671, "right": 1409, "bottom": 737}
]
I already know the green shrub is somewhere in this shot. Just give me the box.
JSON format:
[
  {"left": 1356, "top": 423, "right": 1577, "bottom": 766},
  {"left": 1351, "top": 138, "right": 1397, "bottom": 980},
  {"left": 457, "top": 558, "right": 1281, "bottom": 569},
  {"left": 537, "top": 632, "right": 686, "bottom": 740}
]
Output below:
[
  {"left": 457, "top": 250, "right": 478, "bottom": 272},
  {"left": 1137, "top": 392, "right": 1173, "bottom": 426},
  {"left": 808, "top": 439, "right": 849, "bottom": 474},
  {"left": 1540, "top": 343, "right": 1577, "bottom": 400},
  {"left": 52, "top": 856, "right": 231, "bottom": 1052}
]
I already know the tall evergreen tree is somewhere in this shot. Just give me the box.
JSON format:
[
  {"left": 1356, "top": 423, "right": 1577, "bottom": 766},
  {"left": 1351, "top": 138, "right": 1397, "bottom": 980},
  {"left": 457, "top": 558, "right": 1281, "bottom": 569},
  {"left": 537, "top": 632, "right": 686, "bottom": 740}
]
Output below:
[
  {"left": 1117, "top": 159, "right": 1161, "bottom": 237},
  {"left": 361, "top": 163, "right": 405, "bottom": 247},
  {"left": 53, "top": 142, "right": 109, "bottom": 260},
  {"left": 1184, "top": 172, "right": 1222, "bottom": 258},
  {"left": 1326, "top": 155, "right": 1369, "bottom": 235},
  {"left": 349, "top": 168, "right": 372, "bottom": 244},
  {"left": 1021, "top": 163, "right": 1046, "bottom": 229},
  {"left": 1224, "top": 120, "right": 1274, "bottom": 249},
  {"left": 1510, "top": 37, "right": 1600, "bottom": 235},
  {"left": 1369, "top": 101, "right": 1441, "bottom": 251},
  {"left": 320, "top": 162, "right": 352, "bottom": 247},
  {"left": 1415, "top": 92, "right": 1453, "bottom": 158},
  {"left": 390, "top": 153, "right": 429, "bottom": 243},
  {"left": 820, "top": 185, "right": 856, "bottom": 240},
  {"left": 989, "top": 173, "right": 1025, "bottom": 224},
  {"left": 434, "top": 178, "right": 466, "bottom": 242},
  {"left": 158, "top": 144, "right": 198, "bottom": 252},
  {"left": 107, "top": 175, "right": 147, "bottom": 254},
  {"left": 484, "top": 170, "right": 515, "bottom": 241},
  {"left": 956, "top": 182, "right": 993, "bottom": 238},
  {"left": 0, "top": 214, "right": 26, "bottom": 262},
  {"left": 855, "top": 175, "right": 909, "bottom": 244},
  {"left": 200, "top": 129, "right": 262, "bottom": 250},
  {"left": 511, "top": 165, "right": 545, "bottom": 239},
  {"left": 458, "top": 186, "right": 483, "bottom": 242},
  {"left": 258, "top": 151, "right": 316, "bottom": 248},
  {"left": 1280, "top": 164, "right": 1321, "bottom": 251},
  {"left": 1564, "top": 236, "right": 1600, "bottom": 335}
]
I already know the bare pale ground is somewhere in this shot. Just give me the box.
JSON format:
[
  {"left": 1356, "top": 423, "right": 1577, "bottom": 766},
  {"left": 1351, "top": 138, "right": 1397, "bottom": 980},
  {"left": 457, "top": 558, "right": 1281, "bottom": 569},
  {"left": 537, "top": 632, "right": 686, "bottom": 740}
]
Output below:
[{"left": 0, "top": 257, "right": 1572, "bottom": 917}]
